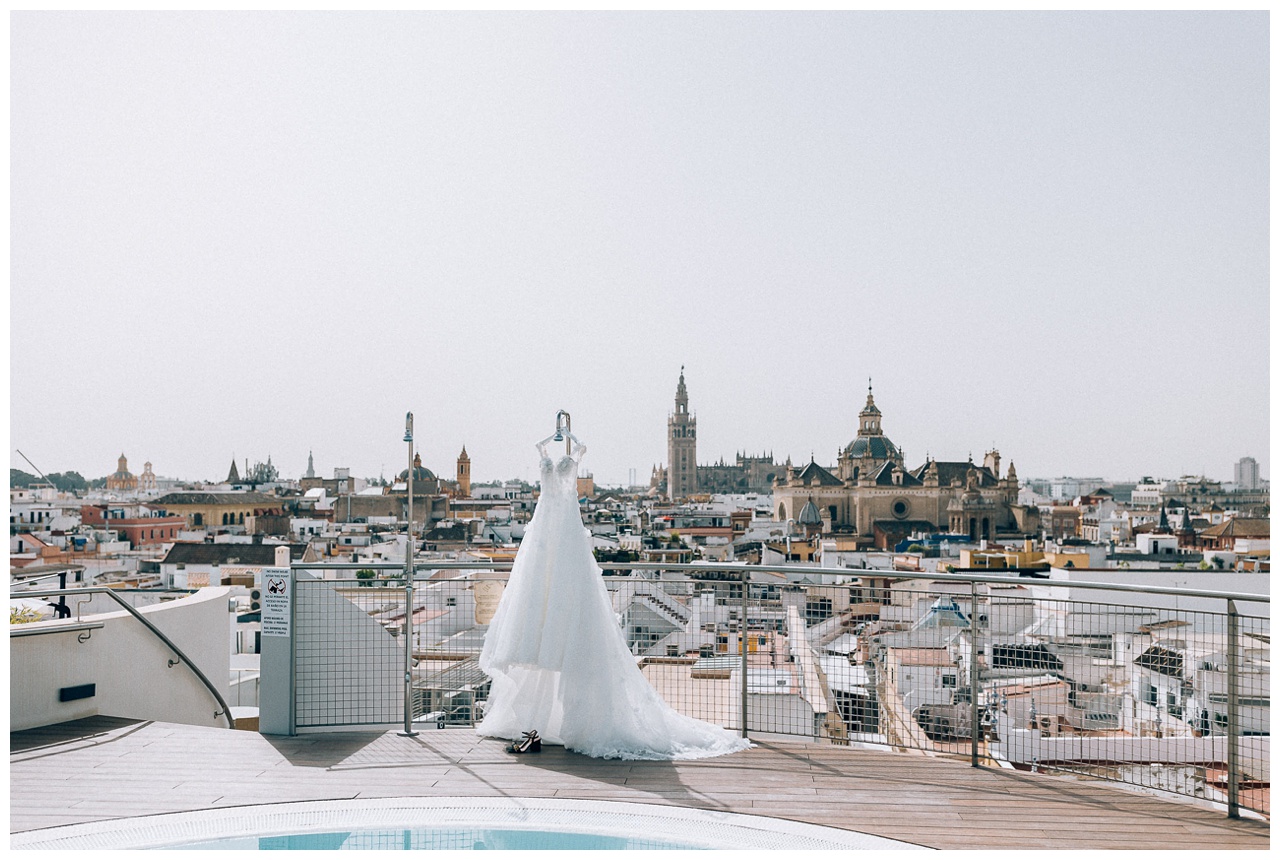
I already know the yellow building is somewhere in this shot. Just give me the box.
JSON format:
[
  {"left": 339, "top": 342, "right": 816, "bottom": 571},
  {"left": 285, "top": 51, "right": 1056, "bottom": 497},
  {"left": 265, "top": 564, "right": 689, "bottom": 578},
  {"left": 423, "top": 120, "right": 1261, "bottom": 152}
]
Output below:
[
  {"left": 959, "top": 541, "right": 1090, "bottom": 571},
  {"left": 151, "top": 492, "right": 279, "bottom": 529},
  {"left": 456, "top": 447, "right": 471, "bottom": 498}
]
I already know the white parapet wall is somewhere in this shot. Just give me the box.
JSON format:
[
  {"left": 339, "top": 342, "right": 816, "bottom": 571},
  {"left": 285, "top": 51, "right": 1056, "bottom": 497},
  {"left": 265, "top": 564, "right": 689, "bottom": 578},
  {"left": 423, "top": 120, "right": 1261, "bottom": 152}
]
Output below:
[
  {"left": 10, "top": 587, "right": 233, "bottom": 732},
  {"left": 994, "top": 729, "right": 1270, "bottom": 782}
]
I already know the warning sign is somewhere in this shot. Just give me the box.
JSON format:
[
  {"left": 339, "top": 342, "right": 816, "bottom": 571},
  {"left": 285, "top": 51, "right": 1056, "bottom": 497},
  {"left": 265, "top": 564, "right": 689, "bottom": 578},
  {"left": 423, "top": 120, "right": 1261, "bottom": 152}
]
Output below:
[
  {"left": 260, "top": 568, "right": 291, "bottom": 637},
  {"left": 473, "top": 579, "right": 506, "bottom": 625}
]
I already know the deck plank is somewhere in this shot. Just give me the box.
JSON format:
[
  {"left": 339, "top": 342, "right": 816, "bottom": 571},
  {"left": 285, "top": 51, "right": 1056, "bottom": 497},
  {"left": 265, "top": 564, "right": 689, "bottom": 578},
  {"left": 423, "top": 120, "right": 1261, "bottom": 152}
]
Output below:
[{"left": 9, "top": 717, "right": 1268, "bottom": 850}]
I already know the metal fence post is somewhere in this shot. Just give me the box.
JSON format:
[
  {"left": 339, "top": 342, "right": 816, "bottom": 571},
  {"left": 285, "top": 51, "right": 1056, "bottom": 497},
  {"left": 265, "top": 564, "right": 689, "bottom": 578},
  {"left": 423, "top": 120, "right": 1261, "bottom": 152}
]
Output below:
[
  {"left": 970, "top": 577, "right": 979, "bottom": 767},
  {"left": 287, "top": 565, "right": 297, "bottom": 736},
  {"left": 1226, "top": 599, "right": 1239, "bottom": 818},
  {"left": 740, "top": 570, "right": 749, "bottom": 738},
  {"left": 401, "top": 575, "right": 417, "bottom": 737}
]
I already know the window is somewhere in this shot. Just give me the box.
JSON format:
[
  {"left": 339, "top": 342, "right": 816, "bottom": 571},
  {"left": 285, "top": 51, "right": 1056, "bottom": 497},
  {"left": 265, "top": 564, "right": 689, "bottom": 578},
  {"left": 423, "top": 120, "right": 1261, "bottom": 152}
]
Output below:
[
  {"left": 805, "top": 598, "right": 833, "bottom": 622},
  {"left": 941, "top": 674, "right": 957, "bottom": 688}
]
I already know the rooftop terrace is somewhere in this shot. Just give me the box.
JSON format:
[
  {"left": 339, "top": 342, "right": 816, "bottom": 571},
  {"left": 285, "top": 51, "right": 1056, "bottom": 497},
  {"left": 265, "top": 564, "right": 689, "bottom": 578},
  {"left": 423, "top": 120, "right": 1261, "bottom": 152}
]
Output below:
[{"left": 10, "top": 717, "right": 1269, "bottom": 850}]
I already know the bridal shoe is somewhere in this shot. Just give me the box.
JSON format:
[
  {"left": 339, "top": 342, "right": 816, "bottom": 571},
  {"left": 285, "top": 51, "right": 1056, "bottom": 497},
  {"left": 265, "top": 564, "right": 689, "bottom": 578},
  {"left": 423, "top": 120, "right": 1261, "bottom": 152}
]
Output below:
[{"left": 507, "top": 730, "right": 541, "bottom": 754}]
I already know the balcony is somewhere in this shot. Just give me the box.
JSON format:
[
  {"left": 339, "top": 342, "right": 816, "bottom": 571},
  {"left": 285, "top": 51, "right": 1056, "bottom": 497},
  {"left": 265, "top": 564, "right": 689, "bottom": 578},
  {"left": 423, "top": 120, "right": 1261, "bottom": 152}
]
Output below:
[{"left": 9, "top": 562, "right": 1270, "bottom": 849}]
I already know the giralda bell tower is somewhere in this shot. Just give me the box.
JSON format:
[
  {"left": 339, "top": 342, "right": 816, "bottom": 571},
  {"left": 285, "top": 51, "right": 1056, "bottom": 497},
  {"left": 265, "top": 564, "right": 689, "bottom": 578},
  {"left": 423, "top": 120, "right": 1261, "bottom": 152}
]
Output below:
[{"left": 667, "top": 367, "right": 697, "bottom": 501}]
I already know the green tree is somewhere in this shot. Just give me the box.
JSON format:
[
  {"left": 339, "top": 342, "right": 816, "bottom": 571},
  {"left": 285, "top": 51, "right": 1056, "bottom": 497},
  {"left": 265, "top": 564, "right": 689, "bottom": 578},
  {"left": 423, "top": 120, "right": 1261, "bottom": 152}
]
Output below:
[
  {"left": 48, "top": 471, "right": 88, "bottom": 492},
  {"left": 356, "top": 569, "right": 376, "bottom": 587},
  {"left": 9, "top": 469, "right": 37, "bottom": 487}
]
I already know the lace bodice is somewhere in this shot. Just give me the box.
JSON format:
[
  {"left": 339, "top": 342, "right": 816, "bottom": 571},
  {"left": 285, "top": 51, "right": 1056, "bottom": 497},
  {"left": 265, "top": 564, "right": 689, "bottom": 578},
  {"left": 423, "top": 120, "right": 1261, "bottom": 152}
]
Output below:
[{"left": 536, "top": 441, "right": 586, "bottom": 498}]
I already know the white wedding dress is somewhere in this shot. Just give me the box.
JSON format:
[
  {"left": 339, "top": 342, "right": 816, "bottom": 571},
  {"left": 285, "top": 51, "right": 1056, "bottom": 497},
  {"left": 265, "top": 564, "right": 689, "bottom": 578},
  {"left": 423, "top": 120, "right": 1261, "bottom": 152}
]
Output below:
[{"left": 477, "top": 437, "right": 752, "bottom": 761}]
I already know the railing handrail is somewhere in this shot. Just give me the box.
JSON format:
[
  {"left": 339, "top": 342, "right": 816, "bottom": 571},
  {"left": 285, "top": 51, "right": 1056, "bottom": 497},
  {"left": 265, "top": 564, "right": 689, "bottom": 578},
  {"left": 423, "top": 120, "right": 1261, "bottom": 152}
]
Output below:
[
  {"left": 8, "top": 568, "right": 85, "bottom": 585},
  {"left": 10, "top": 621, "right": 105, "bottom": 638},
  {"left": 14, "top": 587, "right": 237, "bottom": 729},
  {"left": 289, "top": 560, "right": 1269, "bottom": 604},
  {"left": 285, "top": 557, "right": 1266, "bottom": 818}
]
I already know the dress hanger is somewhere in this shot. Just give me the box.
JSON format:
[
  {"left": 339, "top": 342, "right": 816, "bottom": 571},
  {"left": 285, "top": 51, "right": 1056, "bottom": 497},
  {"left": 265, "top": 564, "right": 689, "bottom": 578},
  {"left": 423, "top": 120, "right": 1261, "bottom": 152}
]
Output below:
[
  {"left": 537, "top": 410, "right": 576, "bottom": 456},
  {"left": 553, "top": 410, "right": 572, "bottom": 456}
]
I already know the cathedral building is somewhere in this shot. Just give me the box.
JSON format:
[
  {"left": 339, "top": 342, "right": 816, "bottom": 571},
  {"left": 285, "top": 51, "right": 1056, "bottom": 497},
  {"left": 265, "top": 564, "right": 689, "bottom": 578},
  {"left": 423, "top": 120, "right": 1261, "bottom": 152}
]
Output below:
[
  {"left": 657, "top": 369, "right": 778, "bottom": 500},
  {"left": 772, "top": 385, "right": 1033, "bottom": 547},
  {"left": 666, "top": 368, "right": 698, "bottom": 501}
]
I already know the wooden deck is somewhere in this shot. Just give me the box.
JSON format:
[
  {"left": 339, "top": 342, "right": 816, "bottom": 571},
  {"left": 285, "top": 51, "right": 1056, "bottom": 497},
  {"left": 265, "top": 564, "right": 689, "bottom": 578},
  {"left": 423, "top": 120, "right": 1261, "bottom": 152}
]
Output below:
[{"left": 10, "top": 717, "right": 1269, "bottom": 850}]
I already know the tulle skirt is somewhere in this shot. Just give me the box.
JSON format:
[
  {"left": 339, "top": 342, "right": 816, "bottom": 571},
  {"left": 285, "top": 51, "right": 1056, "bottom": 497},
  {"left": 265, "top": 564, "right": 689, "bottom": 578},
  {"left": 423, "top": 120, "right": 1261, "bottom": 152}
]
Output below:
[{"left": 477, "top": 492, "right": 751, "bottom": 760}]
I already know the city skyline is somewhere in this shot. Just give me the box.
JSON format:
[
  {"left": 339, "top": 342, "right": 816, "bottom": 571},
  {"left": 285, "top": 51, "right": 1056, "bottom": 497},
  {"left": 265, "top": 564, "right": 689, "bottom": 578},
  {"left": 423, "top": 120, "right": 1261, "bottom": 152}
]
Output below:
[
  {"left": 10, "top": 12, "right": 1269, "bottom": 488},
  {"left": 11, "top": 380, "right": 1267, "bottom": 491}
]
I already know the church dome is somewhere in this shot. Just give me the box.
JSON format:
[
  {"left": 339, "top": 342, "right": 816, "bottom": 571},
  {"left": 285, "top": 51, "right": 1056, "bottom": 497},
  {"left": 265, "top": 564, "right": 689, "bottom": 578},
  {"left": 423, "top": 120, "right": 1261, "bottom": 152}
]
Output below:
[
  {"left": 844, "top": 435, "right": 901, "bottom": 461},
  {"left": 798, "top": 497, "right": 822, "bottom": 526},
  {"left": 399, "top": 453, "right": 436, "bottom": 483},
  {"left": 400, "top": 465, "right": 437, "bottom": 482},
  {"left": 842, "top": 383, "right": 901, "bottom": 463}
]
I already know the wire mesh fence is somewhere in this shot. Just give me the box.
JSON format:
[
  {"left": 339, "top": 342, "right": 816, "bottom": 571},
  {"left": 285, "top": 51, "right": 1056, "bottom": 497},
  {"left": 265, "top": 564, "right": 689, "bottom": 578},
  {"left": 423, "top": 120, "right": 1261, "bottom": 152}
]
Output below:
[
  {"left": 293, "top": 577, "right": 405, "bottom": 729},
  {"left": 292, "top": 563, "right": 1269, "bottom": 816}
]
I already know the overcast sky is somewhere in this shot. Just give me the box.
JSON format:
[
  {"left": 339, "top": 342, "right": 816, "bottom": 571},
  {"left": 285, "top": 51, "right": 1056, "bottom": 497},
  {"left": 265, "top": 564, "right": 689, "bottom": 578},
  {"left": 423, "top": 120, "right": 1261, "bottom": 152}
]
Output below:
[{"left": 10, "top": 11, "right": 1269, "bottom": 488}]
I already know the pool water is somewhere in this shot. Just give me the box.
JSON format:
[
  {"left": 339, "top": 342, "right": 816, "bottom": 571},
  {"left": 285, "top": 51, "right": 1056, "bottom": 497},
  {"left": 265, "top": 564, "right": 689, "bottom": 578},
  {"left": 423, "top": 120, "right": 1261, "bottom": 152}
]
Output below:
[
  {"left": 183, "top": 828, "right": 700, "bottom": 850},
  {"left": 12, "top": 797, "right": 919, "bottom": 851}
]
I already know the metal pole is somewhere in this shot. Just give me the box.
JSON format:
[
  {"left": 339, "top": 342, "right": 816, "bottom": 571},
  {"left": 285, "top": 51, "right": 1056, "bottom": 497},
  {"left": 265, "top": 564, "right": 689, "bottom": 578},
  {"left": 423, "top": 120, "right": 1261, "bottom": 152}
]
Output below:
[
  {"left": 1226, "top": 599, "right": 1239, "bottom": 818},
  {"left": 288, "top": 565, "right": 297, "bottom": 736},
  {"left": 401, "top": 412, "right": 418, "bottom": 737},
  {"left": 970, "top": 578, "right": 980, "bottom": 767},
  {"left": 740, "top": 570, "right": 749, "bottom": 738}
]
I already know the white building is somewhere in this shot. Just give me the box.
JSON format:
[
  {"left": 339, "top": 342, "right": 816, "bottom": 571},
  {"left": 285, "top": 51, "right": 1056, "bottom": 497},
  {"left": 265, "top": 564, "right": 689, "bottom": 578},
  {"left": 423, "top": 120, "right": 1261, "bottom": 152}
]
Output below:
[
  {"left": 1130, "top": 478, "right": 1167, "bottom": 507},
  {"left": 1136, "top": 534, "right": 1180, "bottom": 555},
  {"left": 1234, "top": 456, "right": 1261, "bottom": 491}
]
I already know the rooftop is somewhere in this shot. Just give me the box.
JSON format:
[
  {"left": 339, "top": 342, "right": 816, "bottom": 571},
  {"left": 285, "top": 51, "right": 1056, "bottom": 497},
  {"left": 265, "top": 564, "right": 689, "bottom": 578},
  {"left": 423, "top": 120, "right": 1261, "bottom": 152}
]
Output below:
[{"left": 10, "top": 717, "right": 1268, "bottom": 850}]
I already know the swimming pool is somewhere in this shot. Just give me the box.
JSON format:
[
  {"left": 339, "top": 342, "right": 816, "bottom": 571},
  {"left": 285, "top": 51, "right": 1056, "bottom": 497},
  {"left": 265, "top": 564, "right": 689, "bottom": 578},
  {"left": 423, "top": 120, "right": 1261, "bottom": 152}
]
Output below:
[{"left": 10, "top": 797, "right": 921, "bottom": 850}]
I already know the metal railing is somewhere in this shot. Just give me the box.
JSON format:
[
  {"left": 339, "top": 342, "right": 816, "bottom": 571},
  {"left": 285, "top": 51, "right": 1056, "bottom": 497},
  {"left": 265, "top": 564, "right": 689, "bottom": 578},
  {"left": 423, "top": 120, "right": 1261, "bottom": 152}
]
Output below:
[
  {"left": 288, "top": 560, "right": 1268, "bottom": 818},
  {"left": 12, "top": 587, "right": 237, "bottom": 729}
]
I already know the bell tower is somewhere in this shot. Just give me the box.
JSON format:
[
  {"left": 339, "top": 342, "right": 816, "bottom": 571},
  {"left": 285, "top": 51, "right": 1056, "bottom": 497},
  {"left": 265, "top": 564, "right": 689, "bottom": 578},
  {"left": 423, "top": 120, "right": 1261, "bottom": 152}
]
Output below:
[
  {"left": 457, "top": 446, "right": 471, "bottom": 498},
  {"left": 667, "top": 367, "right": 697, "bottom": 501}
]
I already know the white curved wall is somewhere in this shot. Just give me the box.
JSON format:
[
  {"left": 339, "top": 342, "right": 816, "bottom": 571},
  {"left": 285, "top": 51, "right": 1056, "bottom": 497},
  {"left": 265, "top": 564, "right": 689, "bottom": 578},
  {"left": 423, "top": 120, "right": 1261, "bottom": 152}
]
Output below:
[{"left": 10, "top": 587, "right": 233, "bottom": 732}]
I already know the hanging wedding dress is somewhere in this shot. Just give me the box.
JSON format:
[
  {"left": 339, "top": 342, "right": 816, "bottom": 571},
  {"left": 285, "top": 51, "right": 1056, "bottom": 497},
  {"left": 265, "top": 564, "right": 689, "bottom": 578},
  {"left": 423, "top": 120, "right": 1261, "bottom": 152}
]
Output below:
[{"left": 477, "top": 432, "right": 751, "bottom": 761}]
